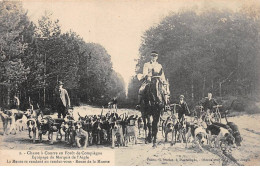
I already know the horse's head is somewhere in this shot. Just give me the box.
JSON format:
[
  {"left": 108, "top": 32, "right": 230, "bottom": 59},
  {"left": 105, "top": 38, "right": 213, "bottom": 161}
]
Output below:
[{"left": 144, "top": 77, "right": 167, "bottom": 108}]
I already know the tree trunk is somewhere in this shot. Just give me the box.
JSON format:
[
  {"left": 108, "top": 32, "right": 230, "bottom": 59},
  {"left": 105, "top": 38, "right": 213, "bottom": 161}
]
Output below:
[
  {"left": 19, "top": 89, "right": 21, "bottom": 100},
  {"left": 219, "top": 82, "right": 222, "bottom": 98},
  {"left": 43, "top": 53, "right": 46, "bottom": 107},
  {"left": 38, "top": 90, "right": 40, "bottom": 104},
  {"left": 7, "top": 85, "right": 10, "bottom": 107},
  {"left": 202, "top": 77, "right": 206, "bottom": 98},
  {"left": 211, "top": 79, "right": 214, "bottom": 91},
  {"left": 43, "top": 87, "right": 45, "bottom": 106},
  {"left": 191, "top": 78, "right": 194, "bottom": 102}
]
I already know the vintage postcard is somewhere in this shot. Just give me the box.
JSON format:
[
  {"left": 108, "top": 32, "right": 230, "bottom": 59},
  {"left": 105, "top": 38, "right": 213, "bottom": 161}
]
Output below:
[{"left": 0, "top": 0, "right": 260, "bottom": 166}]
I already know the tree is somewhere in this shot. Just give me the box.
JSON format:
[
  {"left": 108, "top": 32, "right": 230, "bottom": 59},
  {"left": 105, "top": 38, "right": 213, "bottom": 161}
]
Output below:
[
  {"left": 0, "top": 1, "right": 30, "bottom": 106},
  {"left": 127, "top": 76, "right": 140, "bottom": 106},
  {"left": 130, "top": 8, "right": 260, "bottom": 107},
  {"left": 0, "top": 2, "right": 126, "bottom": 108},
  {"left": 107, "top": 70, "right": 126, "bottom": 101}
]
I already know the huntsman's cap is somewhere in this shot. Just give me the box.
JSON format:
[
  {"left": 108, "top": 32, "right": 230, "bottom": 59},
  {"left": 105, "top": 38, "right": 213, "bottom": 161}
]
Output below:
[
  {"left": 58, "top": 81, "right": 64, "bottom": 85},
  {"left": 151, "top": 51, "right": 158, "bottom": 56}
]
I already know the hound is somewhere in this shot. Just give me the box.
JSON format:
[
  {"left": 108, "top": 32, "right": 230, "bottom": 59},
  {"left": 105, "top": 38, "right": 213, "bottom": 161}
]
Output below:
[
  {"left": 0, "top": 110, "right": 11, "bottom": 135},
  {"left": 206, "top": 124, "right": 235, "bottom": 148},
  {"left": 186, "top": 123, "right": 208, "bottom": 150},
  {"left": 74, "top": 121, "right": 89, "bottom": 148}
]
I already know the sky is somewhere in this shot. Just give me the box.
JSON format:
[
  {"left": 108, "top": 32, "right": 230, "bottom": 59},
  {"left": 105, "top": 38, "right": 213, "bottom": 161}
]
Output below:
[{"left": 22, "top": 0, "right": 245, "bottom": 90}]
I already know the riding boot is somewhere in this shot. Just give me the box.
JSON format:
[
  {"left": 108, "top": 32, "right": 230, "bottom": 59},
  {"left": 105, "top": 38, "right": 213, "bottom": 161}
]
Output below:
[{"left": 136, "top": 95, "right": 142, "bottom": 110}]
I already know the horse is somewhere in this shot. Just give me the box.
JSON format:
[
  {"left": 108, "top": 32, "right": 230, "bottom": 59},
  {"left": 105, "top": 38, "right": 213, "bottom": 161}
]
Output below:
[{"left": 140, "top": 76, "right": 170, "bottom": 147}]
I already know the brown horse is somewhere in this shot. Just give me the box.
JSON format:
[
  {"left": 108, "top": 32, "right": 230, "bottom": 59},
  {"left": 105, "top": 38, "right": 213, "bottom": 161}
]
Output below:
[{"left": 140, "top": 76, "right": 169, "bottom": 147}]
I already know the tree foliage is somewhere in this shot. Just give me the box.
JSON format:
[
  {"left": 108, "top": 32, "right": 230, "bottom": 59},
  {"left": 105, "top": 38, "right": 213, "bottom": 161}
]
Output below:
[
  {"left": 0, "top": 1, "right": 30, "bottom": 106},
  {"left": 0, "top": 1, "right": 125, "bottom": 108},
  {"left": 0, "top": 1, "right": 30, "bottom": 87},
  {"left": 129, "top": 8, "right": 260, "bottom": 106}
]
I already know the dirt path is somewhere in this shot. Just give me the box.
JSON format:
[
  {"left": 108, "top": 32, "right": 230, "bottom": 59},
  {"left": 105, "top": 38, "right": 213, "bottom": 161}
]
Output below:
[{"left": 0, "top": 106, "right": 259, "bottom": 166}]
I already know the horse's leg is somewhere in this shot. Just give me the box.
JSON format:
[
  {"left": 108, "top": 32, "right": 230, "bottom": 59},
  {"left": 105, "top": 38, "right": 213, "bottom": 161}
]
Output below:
[
  {"left": 147, "top": 115, "right": 152, "bottom": 143},
  {"left": 142, "top": 115, "right": 148, "bottom": 143},
  {"left": 152, "top": 111, "right": 160, "bottom": 147},
  {"left": 159, "top": 116, "right": 162, "bottom": 131}
]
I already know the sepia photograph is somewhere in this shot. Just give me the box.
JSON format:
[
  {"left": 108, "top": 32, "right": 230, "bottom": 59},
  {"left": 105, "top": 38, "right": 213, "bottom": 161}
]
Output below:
[{"left": 0, "top": 0, "right": 260, "bottom": 166}]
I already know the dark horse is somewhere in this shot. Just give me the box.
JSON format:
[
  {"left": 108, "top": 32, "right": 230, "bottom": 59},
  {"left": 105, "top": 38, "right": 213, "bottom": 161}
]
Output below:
[{"left": 140, "top": 76, "right": 169, "bottom": 147}]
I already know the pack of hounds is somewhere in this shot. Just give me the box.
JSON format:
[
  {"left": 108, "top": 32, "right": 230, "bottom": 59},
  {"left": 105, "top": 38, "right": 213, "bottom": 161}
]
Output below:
[
  {"left": 0, "top": 106, "right": 242, "bottom": 152},
  {"left": 161, "top": 106, "right": 243, "bottom": 153},
  {"left": 0, "top": 107, "right": 142, "bottom": 148}
]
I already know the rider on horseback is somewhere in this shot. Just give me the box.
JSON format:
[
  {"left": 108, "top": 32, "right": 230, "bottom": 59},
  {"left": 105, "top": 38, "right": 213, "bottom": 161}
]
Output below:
[{"left": 136, "top": 51, "right": 167, "bottom": 110}]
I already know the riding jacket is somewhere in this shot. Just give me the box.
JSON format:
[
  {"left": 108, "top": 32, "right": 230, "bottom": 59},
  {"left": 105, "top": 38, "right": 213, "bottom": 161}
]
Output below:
[
  {"left": 143, "top": 61, "right": 166, "bottom": 82},
  {"left": 139, "top": 61, "right": 166, "bottom": 94},
  {"left": 200, "top": 98, "right": 218, "bottom": 111},
  {"left": 178, "top": 101, "right": 190, "bottom": 120},
  {"left": 59, "top": 88, "right": 71, "bottom": 108}
]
